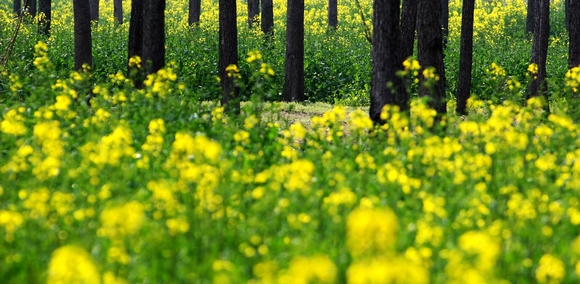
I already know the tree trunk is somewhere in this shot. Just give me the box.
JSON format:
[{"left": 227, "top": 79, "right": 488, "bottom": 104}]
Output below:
[
  {"left": 248, "top": 0, "right": 259, "bottom": 28},
  {"left": 456, "top": 0, "right": 475, "bottom": 115},
  {"left": 74, "top": 0, "right": 92, "bottom": 70},
  {"left": 188, "top": 0, "right": 201, "bottom": 26},
  {"left": 261, "top": 0, "right": 274, "bottom": 37},
  {"left": 114, "top": 0, "right": 123, "bottom": 24},
  {"left": 527, "top": 0, "right": 535, "bottom": 35},
  {"left": 570, "top": 0, "right": 580, "bottom": 68},
  {"left": 89, "top": 0, "right": 98, "bottom": 21},
  {"left": 328, "top": 0, "right": 337, "bottom": 28},
  {"left": 397, "top": 0, "right": 418, "bottom": 110},
  {"left": 284, "top": 0, "right": 305, "bottom": 102},
  {"left": 399, "top": 0, "right": 418, "bottom": 61},
  {"left": 25, "top": 0, "right": 36, "bottom": 17},
  {"left": 528, "top": 0, "right": 550, "bottom": 111},
  {"left": 370, "top": 0, "right": 401, "bottom": 123},
  {"left": 417, "top": 0, "right": 446, "bottom": 115},
  {"left": 566, "top": 0, "right": 570, "bottom": 31},
  {"left": 440, "top": 0, "right": 448, "bottom": 48},
  {"left": 143, "top": 0, "right": 166, "bottom": 75},
  {"left": 128, "top": 0, "right": 143, "bottom": 87},
  {"left": 14, "top": 0, "right": 22, "bottom": 15},
  {"left": 38, "top": 0, "right": 51, "bottom": 36},
  {"left": 219, "top": 0, "right": 240, "bottom": 112}
]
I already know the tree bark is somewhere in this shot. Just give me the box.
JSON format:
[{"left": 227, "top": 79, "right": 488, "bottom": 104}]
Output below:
[
  {"left": 399, "top": 0, "right": 418, "bottom": 61},
  {"left": 328, "top": 0, "right": 337, "bottom": 28},
  {"left": 456, "top": 0, "right": 475, "bottom": 115},
  {"left": 219, "top": 0, "right": 240, "bottom": 112},
  {"left": 370, "top": 0, "right": 401, "bottom": 123},
  {"left": 417, "top": 0, "right": 446, "bottom": 115},
  {"left": 114, "top": 0, "right": 123, "bottom": 24},
  {"left": 74, "top": 0, "right": 92, "bottom": 71},
  {"left": 14, "top": 0, "right": 22, "bottom": 15},
  {"left": 143, "top": 0, "right": 166, "bottom": 75},
  {"left": 440, "top": 0, "right": 449, "bottom": 48},
  {"left": 248, "top": 0, "right": 260, "bottom": 28},
  {"left": 284, "top": 0, "right": 305, "bottom": 102},
  {"left": 569, "top": 0, "right": 580, "bottom": 68},
  {"left": 527, "top": 0, "right": 535, "bottom": 35},
  {"left": 89, "top": 0, "right": 98, "bottom": 21},
  {"left": 261, "top": 0, "right": 274, "bottom": 37},
  {"left": 25, "top": 0, "right": 36, "bottom": 17},
  {"left": 38, "top": 0, "right": 51, "bottom": 36},
  {"left": 566, "top": 0, "right": 570, "bottom": 31},
  {"left": 128, "top": 0, "right": 143, "bottom": 87},
  {"left": 528, "top": 0, "right": 550, "bottom": 111},
  {"left": 188, "top": 0, "right": 201, "bottom": 26}
]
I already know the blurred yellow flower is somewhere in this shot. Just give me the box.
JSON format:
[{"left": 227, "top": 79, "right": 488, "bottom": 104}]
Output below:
[
  {"left": 347, "top": 207, "right": 398, "bottom": 258},
  {"left": 47, "top": 245, "right": 100, "bottom": 284},
  {"left": 536, "top": 254, "right": 565, "bottom": 284}
]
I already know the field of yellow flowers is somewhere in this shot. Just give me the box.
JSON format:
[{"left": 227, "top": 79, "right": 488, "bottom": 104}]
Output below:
[{"left": 3, "top": 0, "right": 580, "bottom": 283}]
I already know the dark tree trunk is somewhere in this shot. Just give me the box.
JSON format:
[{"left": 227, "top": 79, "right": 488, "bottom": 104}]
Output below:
[
  {"left": 527, "top": 0, "right": 535, "bottom": 35},
  {"left": 370, "top": 0, "right": 401, "bottom": 123},
  {"left": 14, "top": 0, "right": 22, "bottom": 15},
  {"left": 284, "top": 0, "right": 305, "bottom": 102},
  {"left": 566, "top": 0, "right": 570, "bottom": 31},
  {"left": 248, "top": 0, "right": 260, "bottom": 28},
  {"left": 399, "top": 0, "right": 418, "bottom": 61},
  {"left": 128, "top": 0, "right": 143, "bottom": 87},
  {"left": 456, "top": 0, "right": 475, "bottom": 115},
  {"left": 143, "top": 0, "right": 166, "bottom": 75},
  {"left": 219, "top": 0, "right": 240, "bottom": 112},
  {"left": 396, "top": 0, "right": 418, "bottom": 110},
  {"left": 74, "top": 0, "right": 92, "bottom": 70},
  {"left": 114, "top": 0, "right": 123, "bottom": 24},
  {"left": 25, "top": 0, "right": 36, "bottom": 17},
  {"left": 261, "top": 0, "right": 274, "bottom": 37},
  {"left": 38, "top": 0, "right": 51, "bottom": 36},
  {"left": 89, "top": 0, "right": 98, "bottom": 21},
  {"left": 528, "top": 0, "right": 550, "bottom": 111},
  {"left": 328, "top": 0, "right": 337, "bottom": 28},
  {"left": 570, "top": 0, "right": 580, "bottom": 68},
  {"left": 440, "top": 0, "right": 448, "bottom": 47},
  {"left": 188, "top": 0, "right": 201, "bottom": 26},
  {"left": 417, "top": 0, "right": 446, "bottom": 115}
]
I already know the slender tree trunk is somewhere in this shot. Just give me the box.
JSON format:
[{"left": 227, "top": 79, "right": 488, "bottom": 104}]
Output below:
[
  {"left": 189, "top": 0, "right": 201, "bottom": 26},
  {"left": 25, "top": 0, "right": 36, "bottom": 17},
  {"left": 417, "top": 0, "right": 446, "bottom": 115},
  {"left": 74, "top": 0, "right": 92, "bottom": 70},
  {"left": 328, "top": 0, "right": 337, "bottom": 28},
  {"left": 114, "top": 0, "right": 123, "bottom": 24},
  {"left": 219, "top": 0, "right": 240, "bottom": 112},
  {"left": 143, "top": 0, "right": 166, "bottom": 75},
  {"left": 89, "top": 0, "right": 98, "bottom": 21},
  {"left": 261, "top": 0, "right": 274, "bottom": 37},
  {"left": 370, "top": 0, "right": 401, "bottom": 123},
  {"left": 527, "top": 0, "right": 535, "bottom": 35},
  {"left": 128, "top": 0, "right": 143, "bottom": 87},
  {"left": 399, "top": 0, "right": 418, "bottom": 61},
  {"left": 14, "top": 0, "right": 22, "bottom": 15},
  {"left": 440, "top": 0, "right": 448, "bottom": 47},
  {"left": 396, "top": 0, "right": 418, "bottom": 111},
  {"left": 456, "top": 0, "right": 475, "bottom": 115},
  {"left": 38, "top": 0, "right": 51, "bottom": 36},
  {"left": 284, "top": 0, "right": 305, "bottom": 102},
  {"left": 566, "top": 0, "right": 570, "bottom": 31},
  {"left": 248, "top": 0, "right": 259, "bottom": 28},
  {"left": 570, "top": 0, "right": 580, "bottom": 68},
  {"left": 528, "top": 0, "right": 550, "bottom": 111}
]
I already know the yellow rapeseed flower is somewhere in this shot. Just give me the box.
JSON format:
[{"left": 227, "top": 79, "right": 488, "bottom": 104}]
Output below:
[{"left": 46, "top": 245, "right": 100, "bottom": 284}]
